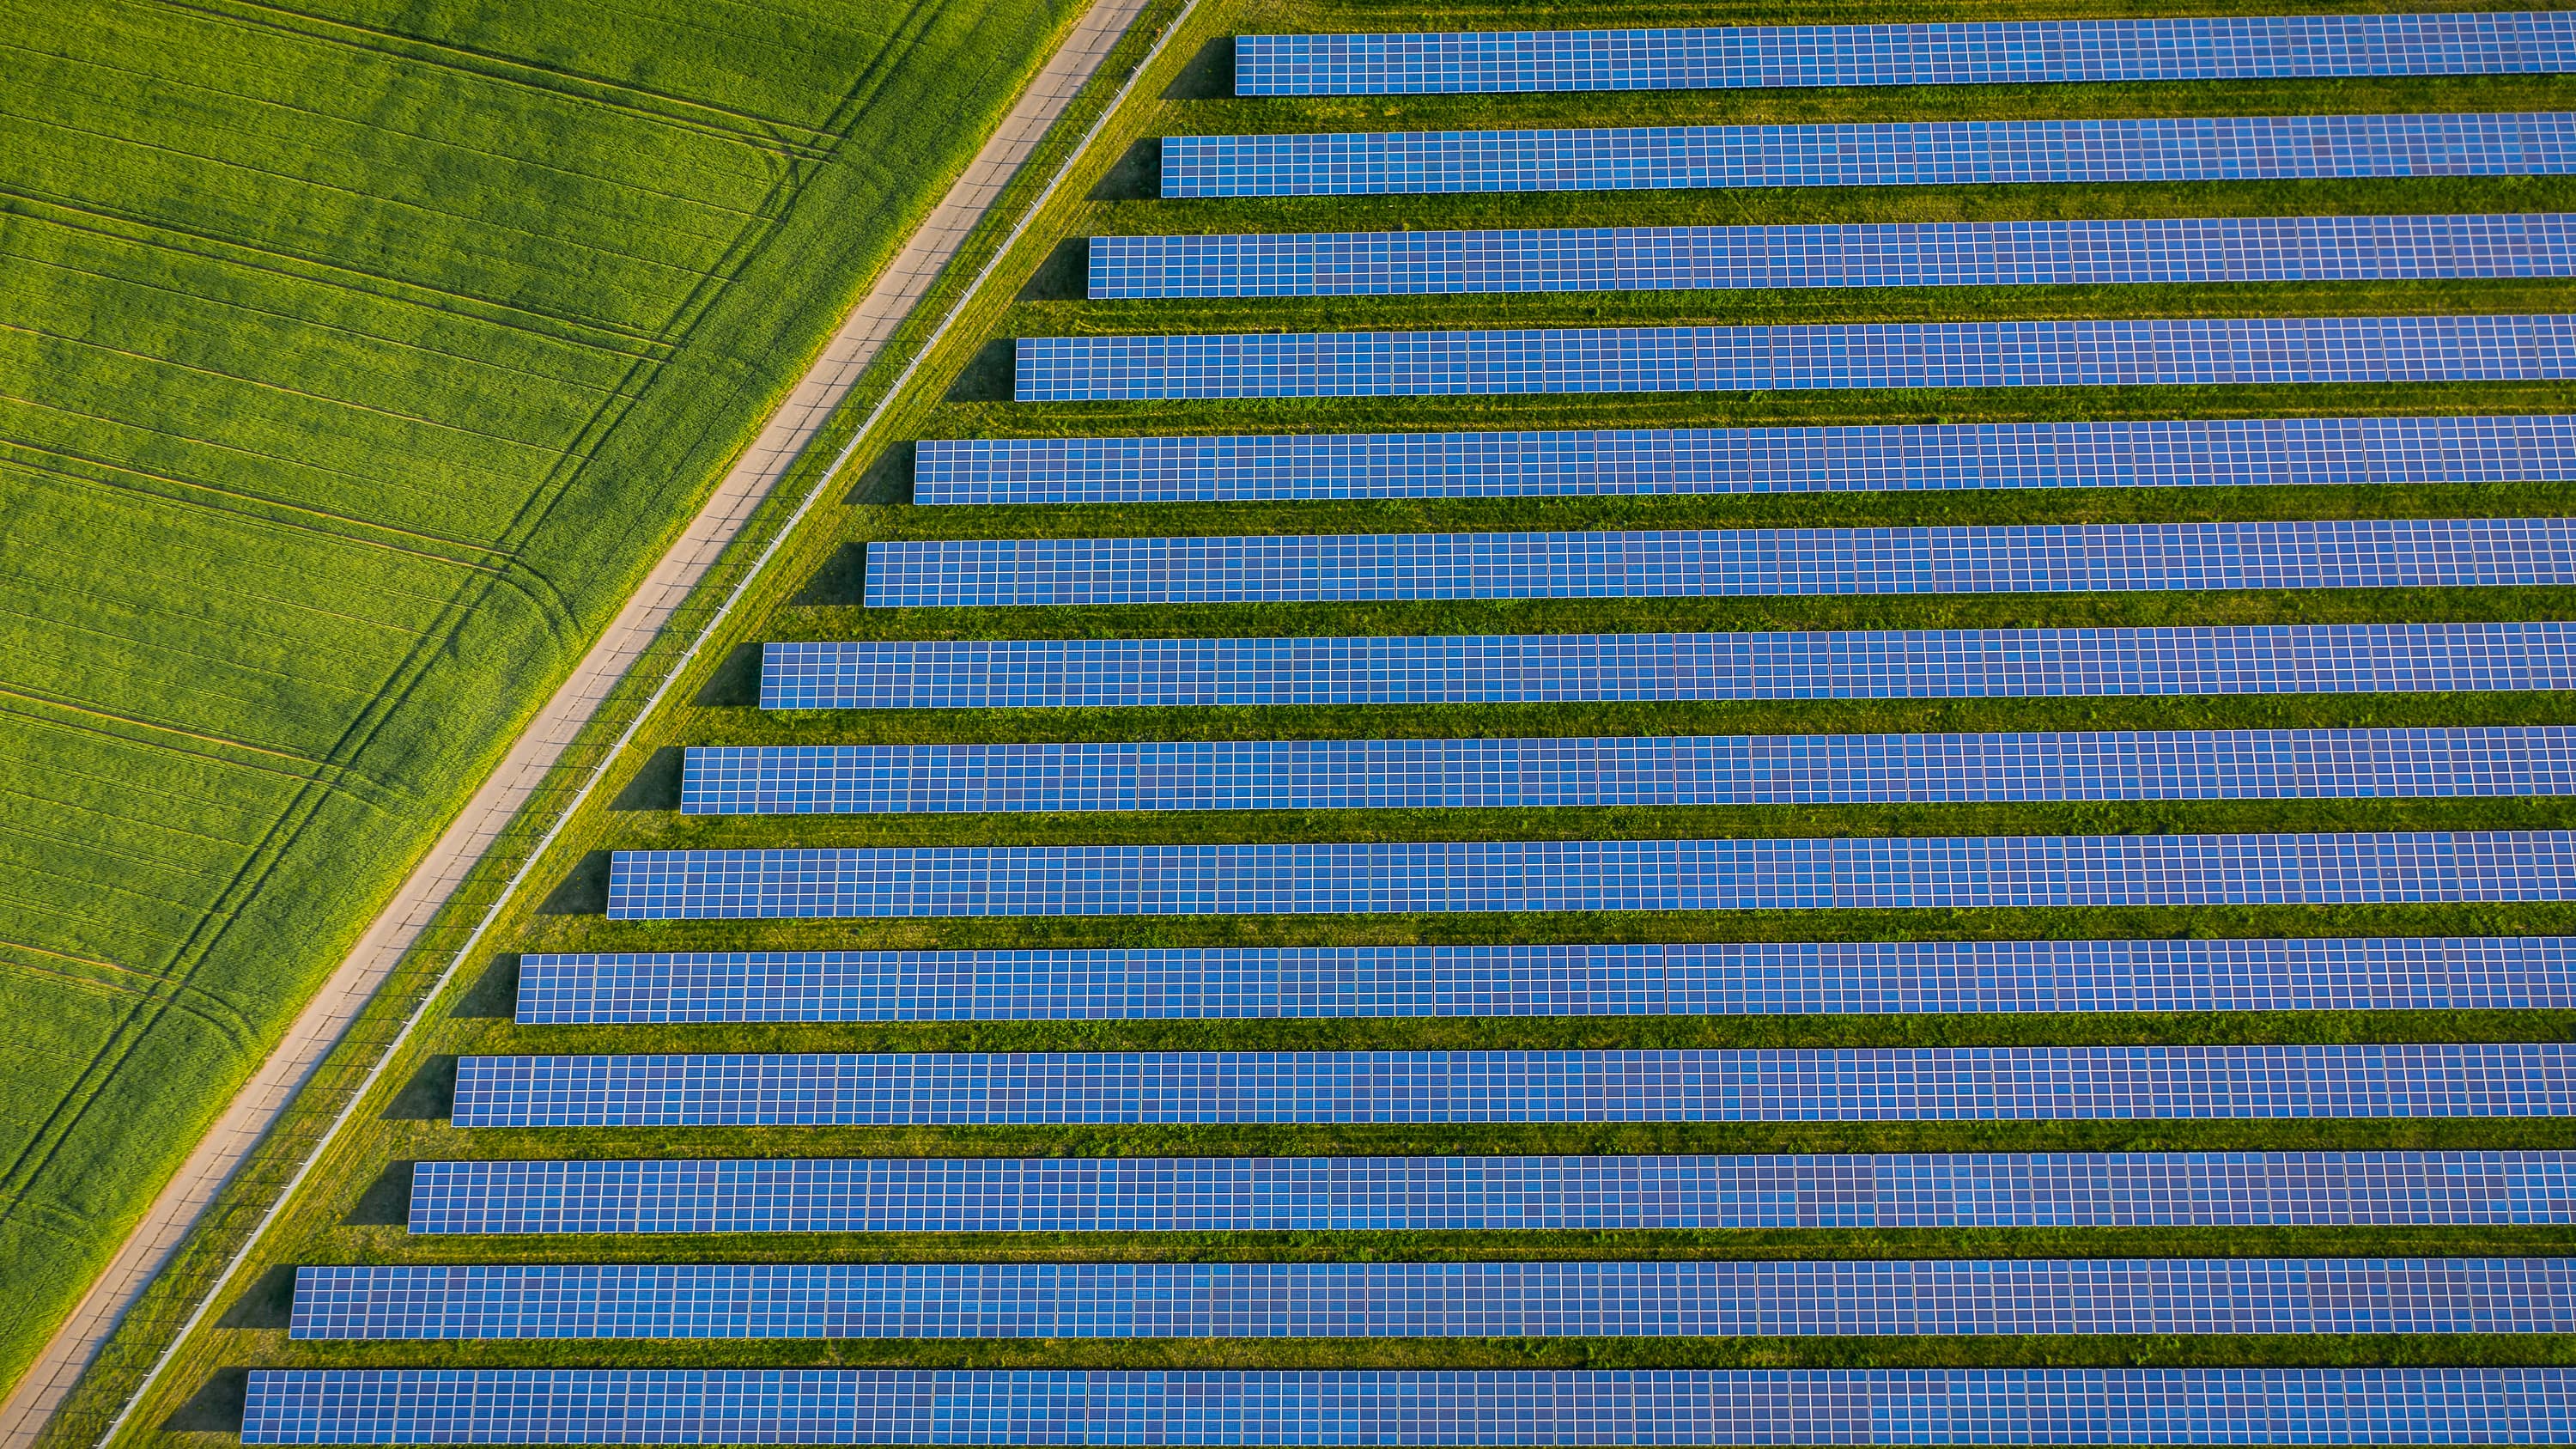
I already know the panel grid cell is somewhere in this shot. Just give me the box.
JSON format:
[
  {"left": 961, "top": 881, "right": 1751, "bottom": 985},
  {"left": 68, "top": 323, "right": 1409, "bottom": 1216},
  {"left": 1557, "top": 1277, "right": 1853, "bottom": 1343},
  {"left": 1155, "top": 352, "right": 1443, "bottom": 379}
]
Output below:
[
  {"left": 682, "top": 728, "right": 2576, "bottom": 815},
  {"left": 911, "top": 416, "right": 2576, "bottom": 505},
  {"left": 1092, "top": 216, "right": 2576, "bottom": 299},
  {"left": 1234, "top": 15, "right": 2576, "bottom": 96},
  {"left": 1014, "top": 316, "right": 2576, "bottom": 402},
  {"left": 758, "top": 623, "right": 2576, "bottom": 710},
  {"left": 604, "top": 831, "right": 2576, "bottom": 921},
  {"left": 405, "top": 1152, "right": 2576, "bottom": 1234},
  {"left": 239, "top": 1367, "right": 2576, "bottom": 1445},
  {"left": 864, "top": 519, "right": 2576, "bottom": 606},
  {"left": 1161, "top": 113, "right": 2576, "bottom": 198},
  {"left": 513, "top": 937, "right": 2576, "bottom": 1024},
  {"left": 446, "top": 1044, "right": 2576, "bottom": 1128},
  {"left": 288, "top": 1259, "right": 2576, "bottom": 1341}
]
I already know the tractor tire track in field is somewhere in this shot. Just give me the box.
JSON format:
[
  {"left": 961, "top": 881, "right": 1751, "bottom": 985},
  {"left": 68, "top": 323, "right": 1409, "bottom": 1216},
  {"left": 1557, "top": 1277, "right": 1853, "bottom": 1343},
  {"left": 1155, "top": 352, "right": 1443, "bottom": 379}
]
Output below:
[{"left": 0, "top": 0, "right": 1160, "bottom": 1440}]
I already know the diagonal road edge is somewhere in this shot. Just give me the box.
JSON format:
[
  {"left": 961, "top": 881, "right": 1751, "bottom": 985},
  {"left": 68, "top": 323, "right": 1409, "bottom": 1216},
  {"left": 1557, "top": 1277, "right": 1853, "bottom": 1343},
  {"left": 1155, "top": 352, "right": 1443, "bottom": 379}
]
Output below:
[{"left": 0, "top": 0, "right": 1188, "bottom": 1440}]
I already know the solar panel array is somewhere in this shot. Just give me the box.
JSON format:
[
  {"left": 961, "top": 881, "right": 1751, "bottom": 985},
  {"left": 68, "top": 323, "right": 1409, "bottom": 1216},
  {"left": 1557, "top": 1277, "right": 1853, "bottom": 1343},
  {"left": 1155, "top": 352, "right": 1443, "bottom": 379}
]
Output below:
[
  {"left": 1159, "top": 113, "right": 2576, "bottom": 198},
  {"left": 514, "top": 937, "right": 2576, "bottom": 1023},
  {"left": 1235, "top": 14, "right": 2576, "bottom": 94},
  {"left": 406, "top": 1152, "right": 2576, "bottom": 1234},
  {"left": 681, "top": 727, "right": 2576, "bottom": 815},
  {"left": 865, "top": 518, "right": 2576, "bottom": 606},
  {"left": 1016, "top": 314, "right": 2576, "bottom": 401},
  {"left": 450, "top": 1045, "right": 2576, "bottom": 1129},
  {"left": 291, "top": 1258, "right": 2576, "bottom": 1341},
  {"left": 246, "top": 12, "right": 2576, "bottom": 1445},
  {"left": 760, "top": 623, "right": 2576, "bottom": 709},
  {"left": 1091, "top": 215, "right": 2576, "bottom": 298},
  {"left": 912, "top": 415, "right": 2576, "bottom": 504},
  {"left": 237, "top": 1367, "right": 2576, "bottom": 1445}
]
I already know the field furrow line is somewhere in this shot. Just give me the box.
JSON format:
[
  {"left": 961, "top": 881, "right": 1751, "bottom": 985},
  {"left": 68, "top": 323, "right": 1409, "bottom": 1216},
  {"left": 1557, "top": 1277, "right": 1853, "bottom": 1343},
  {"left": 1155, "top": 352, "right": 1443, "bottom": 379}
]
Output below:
[
  {"left": 0, "top": 189, "right": 677, "bottom": 353},
  {"left": 143, "top": 0, "right": 841, "bottom": 158}
]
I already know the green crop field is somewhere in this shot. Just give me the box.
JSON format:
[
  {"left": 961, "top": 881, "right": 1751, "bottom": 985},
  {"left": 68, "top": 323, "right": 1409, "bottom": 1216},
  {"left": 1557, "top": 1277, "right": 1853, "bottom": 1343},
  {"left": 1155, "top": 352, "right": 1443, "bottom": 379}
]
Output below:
[
  {"left": 78, "top": 0, "right": 2576, "bottom": 1443},
  {"left": 0, "top": 0, "right": 1086, "bottom": 1401}
]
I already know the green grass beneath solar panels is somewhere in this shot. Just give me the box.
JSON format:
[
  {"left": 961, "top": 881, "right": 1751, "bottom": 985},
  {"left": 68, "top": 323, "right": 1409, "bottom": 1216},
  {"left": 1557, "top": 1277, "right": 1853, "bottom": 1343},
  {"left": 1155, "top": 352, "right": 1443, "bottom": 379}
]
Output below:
[{"left": 106, "top": 0, "right": 2576, "bottom": 1443}]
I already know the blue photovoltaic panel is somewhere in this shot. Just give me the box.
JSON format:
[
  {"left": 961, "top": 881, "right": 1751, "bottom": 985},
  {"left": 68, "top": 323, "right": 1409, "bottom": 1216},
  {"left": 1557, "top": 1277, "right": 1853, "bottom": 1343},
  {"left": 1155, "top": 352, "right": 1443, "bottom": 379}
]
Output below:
[
  {"left": 604, "top": 831, "right": 2576, "bottom": 921},
  {"left": 911, "top": 416, "right": 2576, "bottom": 505},
  {"left": 681, "top": 728, "right": 2576, "bottom": 815},
  {"left": 446, "top": 1044, "right": 2576, "bottom": 1128},
  {"left": 1014, "top": 316, "right": 2576, "bottom": 401},
  {"left": 1091, "top": 216, "right": 2576, "bottom": 299},
  {"left": 514, "top": 938, "right": 2576, "bottom": 1024},
  {"left": 757, "top": 623, "right": 2576, "bottom": 710},
  {"left": 1160, "top": 113, "right": 2576, "bottom": 198},
  {"left": 239, "top": 1367, "right": 2576, "bottom": 1445},
  {"left": 1234, "top": 15, "right": 2576, "bottom": 95},
  {"left": 289, "top": 1259, "right": 2576, "bottom": 1341},
  {"left": 407, "top": 1153, "right": 2576, "bottom": 1234},
  {"left": 863, "top": 519, "right": 2576, "bottom": 606}
]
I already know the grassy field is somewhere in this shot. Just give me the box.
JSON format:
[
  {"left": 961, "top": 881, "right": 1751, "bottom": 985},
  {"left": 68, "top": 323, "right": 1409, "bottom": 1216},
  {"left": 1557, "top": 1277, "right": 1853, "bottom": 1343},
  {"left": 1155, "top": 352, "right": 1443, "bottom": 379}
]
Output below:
[
  {"left": 0, "top": 0, "right": 1087, "bottom": 1401},
  {"left": 91, "top": 0, "right": 2576, "bottom": 1443}
]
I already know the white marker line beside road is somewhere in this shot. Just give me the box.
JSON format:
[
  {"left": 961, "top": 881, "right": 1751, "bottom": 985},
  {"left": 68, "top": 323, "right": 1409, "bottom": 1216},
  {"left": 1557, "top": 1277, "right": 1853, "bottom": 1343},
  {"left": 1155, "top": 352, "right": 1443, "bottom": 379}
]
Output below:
[{"left": 0, "top": 0, "right": 1172, "bottom": 1440}]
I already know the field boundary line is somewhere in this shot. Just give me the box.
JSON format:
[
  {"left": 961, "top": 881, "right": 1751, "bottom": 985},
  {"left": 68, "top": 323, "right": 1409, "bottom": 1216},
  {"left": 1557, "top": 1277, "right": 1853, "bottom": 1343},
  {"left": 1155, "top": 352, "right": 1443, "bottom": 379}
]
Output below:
[{"left": 0, "top": 0, "right": 1165, "bottom": 1439}]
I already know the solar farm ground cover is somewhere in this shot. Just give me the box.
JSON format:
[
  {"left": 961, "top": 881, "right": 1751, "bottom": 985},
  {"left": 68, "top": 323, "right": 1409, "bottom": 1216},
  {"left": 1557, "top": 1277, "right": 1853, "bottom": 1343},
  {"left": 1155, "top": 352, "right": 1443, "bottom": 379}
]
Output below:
[
  {"left": 88, "top": 0, "right": 2576, "bottom": 1445},
  {"left": 0, "top": 0, "right": 1086, "bottom": 1409}
]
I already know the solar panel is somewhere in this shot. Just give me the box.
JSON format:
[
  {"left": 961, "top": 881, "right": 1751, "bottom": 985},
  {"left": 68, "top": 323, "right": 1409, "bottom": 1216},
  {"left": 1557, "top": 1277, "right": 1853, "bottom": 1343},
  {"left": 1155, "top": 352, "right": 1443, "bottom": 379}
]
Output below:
[
  {"left": 446, "top": 1044, "right": 2576, "bottom": 1128},
  {"left": 406, "top": 1152, "right": 2576, "bottom": 1234},
  {"left": 682, "top": 728, "right": 2576, "bottom": 815},
  {"left": 1234, "top": 14, "right": 2576, "bottom": 95},
  {"left": 289, "top": 1259, "right": 2576, "bottom": 1341},
  {"left": 912, "top": 416, "right": 2576, "bottom": 505},
  {"left": 759, "top": 623, "right": 2576, "bottom": 710},
  {"left": 604, "top": 831, "right": 2576, "bottom": 920},
  {"left": 1014, "top": 315, "right": 2576, "bottom": 401},
  {"left": 1165, "top": 114, "right": 2576, "bottom": 198},
  {"left": 515, "top": 937, "right": 2576, "bottom": 1024},
  {"left": 239, "top": 1367, "right": 2576, "bottom": 1445},
  {"left": 864, "top": 519, "right": 2576, "bottom": 606},
  {"left": 1091, "top": 216, "right": 2576, "bottom": 299}
]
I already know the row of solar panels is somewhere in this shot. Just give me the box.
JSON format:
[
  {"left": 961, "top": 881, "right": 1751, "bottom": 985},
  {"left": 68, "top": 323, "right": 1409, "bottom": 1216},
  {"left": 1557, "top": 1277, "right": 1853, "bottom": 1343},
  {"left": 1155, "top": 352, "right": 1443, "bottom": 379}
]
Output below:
[
  {"left": 446, "top": 1044, "right": 2576, "bottom": 1127},
  {"left": 602, "top": 831, "right": 2576, "bottom": 920},
  {"left": 1232, "top": 13, "right": 2576, "bottom": 94},
  {"left": 237, "top": 1367, "right": 2576, "bottom": 1446},
  {"left": 1091, "top": 212, "right": 2576, "bottom": 296},
  {"left": 513, "top": 939, "right": 2576, "bottom": 1021},
  {"left": 759, "top": 622, "right": 2576, "bottom": 708},
  {"left": 1158, "top": 113, "right": 2576, "bottom": 196},
  {"left": 285, "top": 1258, "right": 2576, "bottom": 1339},
  {"left": 1013, "top": 314, "right": 2576, "bottom": 400},
  {"left": 400, "top": 1151, "right": 2576, "bottom": 1232},
  {"left": 679, "top": 726, "right": 2576, "bottom": 813},
  {"left": 910, "top": 415, "right": 2576, "bottom": 503},
  {"left": 863, "top": 517, "right": 2576, "bottom": 605}
]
